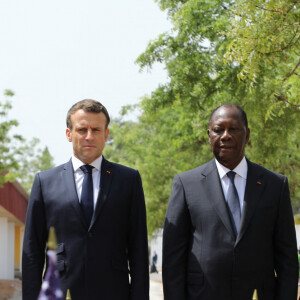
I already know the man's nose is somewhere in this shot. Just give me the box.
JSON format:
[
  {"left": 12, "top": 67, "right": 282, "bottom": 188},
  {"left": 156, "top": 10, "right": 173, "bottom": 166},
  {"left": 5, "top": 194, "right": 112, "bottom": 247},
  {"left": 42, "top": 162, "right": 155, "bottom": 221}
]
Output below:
[
  {"left": 220, "top": 129, "right": 231, "bottom": 140},
  {"left": 85, "top": 129, "right": 94, "bottom": 140}
]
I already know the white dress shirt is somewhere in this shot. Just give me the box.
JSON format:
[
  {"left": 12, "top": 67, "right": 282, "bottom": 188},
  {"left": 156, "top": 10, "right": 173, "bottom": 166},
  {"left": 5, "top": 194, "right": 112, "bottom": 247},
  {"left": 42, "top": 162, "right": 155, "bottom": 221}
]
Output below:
[
  {"left": 215, "top": 157, "right": 248, "bottom": 213},
  {"left": 72, "top": 155, "right": 102, "bottom": 208}
]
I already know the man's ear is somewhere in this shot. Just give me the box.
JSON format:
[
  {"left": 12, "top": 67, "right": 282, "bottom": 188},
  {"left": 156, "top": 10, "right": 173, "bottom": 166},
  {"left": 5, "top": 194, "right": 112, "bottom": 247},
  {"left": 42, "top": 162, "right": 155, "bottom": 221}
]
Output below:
[
  {"left": 105, "top": 128, "right": 109, "bottom": 142},
  {"left": 207, "top": 129, "right": 211, "bottom": 144},
  {"left": 66, "top": 128, "right": 72, "bottom": 142},
  {"left": 245, "top": 128, "right": 250, "bottom": 144}
]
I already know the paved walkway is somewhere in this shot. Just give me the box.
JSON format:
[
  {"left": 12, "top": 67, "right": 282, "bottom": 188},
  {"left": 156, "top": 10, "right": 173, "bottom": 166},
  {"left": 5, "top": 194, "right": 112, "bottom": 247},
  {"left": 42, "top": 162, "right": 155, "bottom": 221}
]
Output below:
[
  {"left": 0, "top": 275, "right": 163, "bottom": 300},
  {"left": 1, "top": 277, "right": 300, "bottom": 299},
  {"left": 150, "top": 272, "right": 163, "bottom": 300},
  {"left": 0, "top": 280, "right": 21, "bottom": 300}
]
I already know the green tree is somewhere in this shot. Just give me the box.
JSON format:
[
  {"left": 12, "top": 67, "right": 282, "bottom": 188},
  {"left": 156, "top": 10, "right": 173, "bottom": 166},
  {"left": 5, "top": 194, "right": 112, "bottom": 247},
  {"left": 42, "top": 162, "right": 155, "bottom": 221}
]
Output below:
[
  {"left": 0, "top": 90, "right": 22, "bottom": 186},
  {"left": 14, "top": 140, "right": 55, "bottom": 193},
  {"left": 224, "top": 0, "right": 300, "bottom": 117},
  {"left": 0, "top": 90, "right": 55, "bottom": 192},
  {"left": 106, "top": 0, "right": 299, "bottom": 234},
  {"left": 105, "top": 101, "right": 212, "bottom": 234}
]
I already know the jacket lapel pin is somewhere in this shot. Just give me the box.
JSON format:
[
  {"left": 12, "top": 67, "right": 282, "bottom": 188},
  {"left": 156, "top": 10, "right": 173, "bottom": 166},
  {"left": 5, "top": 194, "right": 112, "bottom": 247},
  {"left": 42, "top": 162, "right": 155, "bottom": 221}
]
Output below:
[
  {"left": 106, "top": 170, "right": 111, "bottom": 174},
  {"left": 257, "top": 181, "right": 261, "bottom": 185}
]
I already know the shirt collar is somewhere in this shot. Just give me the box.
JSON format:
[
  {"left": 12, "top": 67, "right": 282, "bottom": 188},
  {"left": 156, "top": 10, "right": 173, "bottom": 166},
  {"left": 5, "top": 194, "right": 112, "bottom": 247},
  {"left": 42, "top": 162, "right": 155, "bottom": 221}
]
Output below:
[
  {"left": 72, "top": 155, "right": 103, "bottom": 172},
  {"left": 215, "top": 156, "right": 248, "bottom": 180}
]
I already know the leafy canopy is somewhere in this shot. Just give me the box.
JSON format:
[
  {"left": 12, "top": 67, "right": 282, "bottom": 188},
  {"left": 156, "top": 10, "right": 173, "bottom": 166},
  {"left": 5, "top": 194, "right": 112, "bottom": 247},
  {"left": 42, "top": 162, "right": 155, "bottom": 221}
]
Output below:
[{"left": 105, "top": 0, "right": 299, "bottom": 234}]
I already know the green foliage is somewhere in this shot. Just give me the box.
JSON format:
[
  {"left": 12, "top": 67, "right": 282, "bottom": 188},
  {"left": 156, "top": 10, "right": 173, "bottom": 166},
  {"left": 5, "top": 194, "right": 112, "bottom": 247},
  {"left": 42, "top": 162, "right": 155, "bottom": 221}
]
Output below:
[
  {"left": 107, "top": 0, "right": 299, "bottom": 234},
  {"left": 295, "top": 214, "right": 300, "bottom": 225},
  {"left": 137, "top": 0, "right": 238, "bottom": 111},
  {"left": 104, "top": 102, "right": 209, "bottom": 233},
  {"left": 0, "top": 90, "right": 55, "bottom": 192},
  {"left": 0, "top": 90, "right": 21, "bottom": 186},
  {"left": 14, "top": 141, "right": 55, "bottom": 193},
  {"left": 224, "top": 0, "right": 300, "bottom": 114}
]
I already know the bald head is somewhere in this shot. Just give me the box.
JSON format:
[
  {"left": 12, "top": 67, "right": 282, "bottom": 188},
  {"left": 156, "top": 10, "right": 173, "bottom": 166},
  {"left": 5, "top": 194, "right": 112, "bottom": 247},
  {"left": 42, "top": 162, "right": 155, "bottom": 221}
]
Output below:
[{"left": 209, "top": 104, "right": 248, "bottom": 129}]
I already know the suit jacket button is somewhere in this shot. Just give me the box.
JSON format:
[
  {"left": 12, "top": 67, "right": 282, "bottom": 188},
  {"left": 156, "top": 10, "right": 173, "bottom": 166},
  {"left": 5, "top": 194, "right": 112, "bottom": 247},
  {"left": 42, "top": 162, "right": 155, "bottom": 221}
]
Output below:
[{"left": 88, "top": 232, "right": 93, "bottom": 237}]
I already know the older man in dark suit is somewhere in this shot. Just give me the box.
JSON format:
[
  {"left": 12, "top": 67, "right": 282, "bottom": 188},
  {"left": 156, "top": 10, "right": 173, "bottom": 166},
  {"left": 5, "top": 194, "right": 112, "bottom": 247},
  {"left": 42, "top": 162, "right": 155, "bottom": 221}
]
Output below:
[
  {"left": 22, "top": 99, "right": 149, "bottom": 300},
  {"left": 163, "top": 104, "right": 298, "bottom": 300}
]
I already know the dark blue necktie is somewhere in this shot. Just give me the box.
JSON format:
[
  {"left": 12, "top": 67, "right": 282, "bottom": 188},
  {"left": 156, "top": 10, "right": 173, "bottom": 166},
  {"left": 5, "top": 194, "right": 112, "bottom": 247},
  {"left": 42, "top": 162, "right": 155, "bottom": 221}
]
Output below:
[
  {"left": 227, "top": 171, "right": 241, "bottom": 237},
  {"left": 80, "top": 164, "right": 94, "bottom": 226}
]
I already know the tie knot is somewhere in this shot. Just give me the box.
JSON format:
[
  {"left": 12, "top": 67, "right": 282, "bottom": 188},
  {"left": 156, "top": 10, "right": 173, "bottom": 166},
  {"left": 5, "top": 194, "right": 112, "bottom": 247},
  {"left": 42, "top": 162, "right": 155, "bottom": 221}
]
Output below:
[
  {"left": 227, "top": 171, "right": 236, "bottom": 182},
  {"left": 80, "top": 164, "right": 94, "bottom": 174}
]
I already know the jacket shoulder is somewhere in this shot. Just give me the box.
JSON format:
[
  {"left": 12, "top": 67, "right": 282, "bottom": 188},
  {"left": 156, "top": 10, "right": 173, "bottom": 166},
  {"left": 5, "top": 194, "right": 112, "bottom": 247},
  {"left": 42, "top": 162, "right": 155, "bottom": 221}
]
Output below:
[
  {"left": 175, "top": 160, "right": 214, "bottom": 183},
  {"left": 109, "top": 161, "right": 137, "bottom": 172},
  {"left": 106, "top": 160, "right": 139, "bottom": 177},
  {"left": 36, "top": 162, "right": 68, "bottom": 180},
  {"left": 247, "top": 160, "right": 286, "bottom": 181},
  {"left": 179, "top": 160, "right": 213, "bottom": 176}
]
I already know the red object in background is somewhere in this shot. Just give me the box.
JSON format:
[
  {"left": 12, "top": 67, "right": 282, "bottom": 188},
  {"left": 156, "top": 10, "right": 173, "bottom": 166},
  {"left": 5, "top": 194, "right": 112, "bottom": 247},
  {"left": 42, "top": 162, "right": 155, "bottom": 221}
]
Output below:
[{"left": 0, "top": 181, "right": 28, "bottom": 223}]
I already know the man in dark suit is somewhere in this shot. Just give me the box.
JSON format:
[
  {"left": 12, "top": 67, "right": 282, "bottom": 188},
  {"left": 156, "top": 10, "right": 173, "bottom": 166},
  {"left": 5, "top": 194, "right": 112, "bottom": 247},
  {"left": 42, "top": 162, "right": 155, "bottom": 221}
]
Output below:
[
  {"left": 22, "top": 99, "right": 149, "bottom": 300},
  {"left": 163, "top": 104, "right": 298, "bottom": 300}
]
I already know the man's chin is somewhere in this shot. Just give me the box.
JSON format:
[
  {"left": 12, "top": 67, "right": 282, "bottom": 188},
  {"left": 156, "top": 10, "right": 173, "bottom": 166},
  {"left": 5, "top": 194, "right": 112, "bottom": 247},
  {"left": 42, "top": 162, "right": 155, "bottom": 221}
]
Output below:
[
  {"left": 217, "top": 151, "right": 233, "bottom": 159},
  {"left": 217, "top": 155, "right": 235, "bottom": 167},
  {"left": 78, "top": 154, "right": 99, "bottom": 164},
  {"left": 217, "top": 154, "right": 243, "bottom": 170}
]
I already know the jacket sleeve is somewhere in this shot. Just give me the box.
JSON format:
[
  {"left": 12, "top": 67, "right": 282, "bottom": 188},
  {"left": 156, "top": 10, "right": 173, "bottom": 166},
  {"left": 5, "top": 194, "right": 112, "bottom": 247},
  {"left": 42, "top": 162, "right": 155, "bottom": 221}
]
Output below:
[
  {"left": 22, "top": 173, "right": 47, "bottom": 300},
  {"left": 274, "top": 176, "right": 298, "bottom": 300},
  {"left": 127, "top": 170, "right": 149, "bottom": 300},
  {"left": 163, "top": 175, "right": 191, "bottom": 300}
]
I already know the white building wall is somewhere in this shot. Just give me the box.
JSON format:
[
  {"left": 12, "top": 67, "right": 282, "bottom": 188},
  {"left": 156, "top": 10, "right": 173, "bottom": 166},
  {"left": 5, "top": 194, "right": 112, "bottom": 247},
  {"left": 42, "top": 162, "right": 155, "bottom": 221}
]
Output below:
[
  {"left": 7, "top": 222, "right": 15, "bottom": 279},
  {"left": 150, "top": 229, "right": 163, "bottom": 270},
  {"left": 0, "top": 218, "right": 16, "bottom": 279},
  {"left": 295, "top": 225, "right": 300, "bottom": 250},
  {"left": 0, "top": 217, "right": 8, "bottom": 279}
]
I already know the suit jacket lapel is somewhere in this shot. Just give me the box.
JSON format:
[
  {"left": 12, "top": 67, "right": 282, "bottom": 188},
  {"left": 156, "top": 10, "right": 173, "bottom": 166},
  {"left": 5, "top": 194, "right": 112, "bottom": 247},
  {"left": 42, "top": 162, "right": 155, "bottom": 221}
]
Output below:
[
  {"left": 236, "top": 159, "right": 265, "bottom": 245},
  {"left": 90, "top": 157, "right": 113, "bottom": 230},
  {"left": 202, "top": 160, "right": 236, "bottom": 239},
  {"left": 63, "top": 160, "right": 86, "bottom": 228}
]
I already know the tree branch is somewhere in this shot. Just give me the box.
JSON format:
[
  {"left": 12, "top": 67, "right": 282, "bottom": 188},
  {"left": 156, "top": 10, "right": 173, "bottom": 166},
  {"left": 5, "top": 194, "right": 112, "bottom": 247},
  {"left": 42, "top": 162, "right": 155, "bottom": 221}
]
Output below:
[
  {"left": 276, "top": 95, "right": 300, "bottom": 107},
  {"left": 255, "top": 2, "right": 299, "bottom": 15},
  {"left": 255, "top": 5, "right": 283, "bottom": 14},
  {"left": 256, "top": 33, "right": 300, "bottom": 55},
  {"left": 283, "top": 59, "right": 300, "bottom": 81}
]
